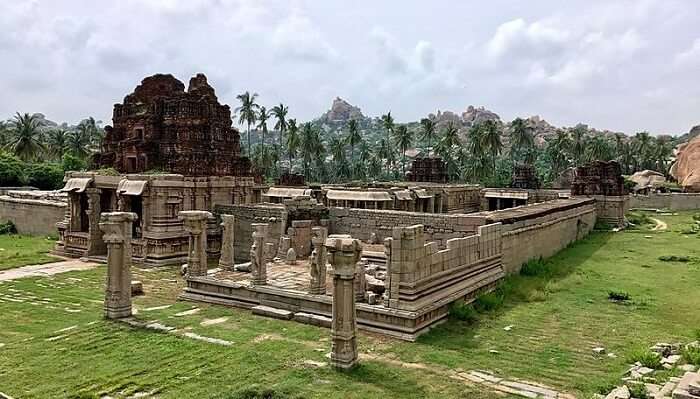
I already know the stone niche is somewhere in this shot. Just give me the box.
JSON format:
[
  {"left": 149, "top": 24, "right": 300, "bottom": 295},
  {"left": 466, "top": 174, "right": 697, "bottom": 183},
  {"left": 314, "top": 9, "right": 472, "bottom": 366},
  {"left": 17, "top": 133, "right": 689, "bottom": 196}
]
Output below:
[{"left": 94, "top": 73, "right": 254, "bottom": 178}]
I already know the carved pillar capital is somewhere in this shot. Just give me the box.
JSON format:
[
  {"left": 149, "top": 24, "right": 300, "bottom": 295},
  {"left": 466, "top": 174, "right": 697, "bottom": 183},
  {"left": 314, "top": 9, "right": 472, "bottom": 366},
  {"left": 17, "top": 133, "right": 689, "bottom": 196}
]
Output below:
[{"left": 99, "top": 212, "right": 138, "bottom": 244}]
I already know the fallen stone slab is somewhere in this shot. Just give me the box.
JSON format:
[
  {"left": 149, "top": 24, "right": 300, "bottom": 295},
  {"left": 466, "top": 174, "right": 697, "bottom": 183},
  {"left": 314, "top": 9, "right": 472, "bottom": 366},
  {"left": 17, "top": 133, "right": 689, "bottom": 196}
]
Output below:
[
  {"left": 252, "top": 305, "right": 293, "bottom": 320},
  {"left": 174, "top": 308, "right": 200, "bottom": 317},
  {"left": 673, "top": 372, "right": 700, "bottom": 399},
  {"left": 182, "top": 332, "right": 232, "bottom": 346},
  {"left": 293, "top": 312, "right": 331, "bottom": 328}
]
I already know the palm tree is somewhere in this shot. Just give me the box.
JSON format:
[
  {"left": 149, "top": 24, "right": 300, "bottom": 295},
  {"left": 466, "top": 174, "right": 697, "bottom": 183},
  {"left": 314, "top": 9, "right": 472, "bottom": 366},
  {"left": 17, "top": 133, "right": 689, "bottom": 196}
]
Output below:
[
  {"left": 300, "top": 122, "right": 323, "bottom": 179},
  {"left": 510, "top": 117, "right": 534, "bottom": 164},
  {"left": 393, "top": 124, "right": 413, "bottom": 178},
  {"left": 346, "top": 119, "right": 361, "bottom": 175},
  {"left": 66, "top": 128, "right": 91, "bottom": 159},
  {"left": 256, "top": 106, "right": 270, "bottom": 170},
  {"left": 570, "top": 125, "right": 587, "bottom": 166},
  {"left": 328, "top": 136, "right": 348, "bottom": 181},
  {"left": 285, "top": 119, "right": 299, "bottom": 172},
  {"left": 419, "top": 118, "right": 437, "bottom": 157},
  {"left": 377, "top": 137, "right": 396, "bottom": 174},
  {"left": 6, "top": 112, "right": 45, "bottom": 161},
  {"left": 586, "top": 136, "right": 613, "bottom": 162},
  {"left": 368, "top": 154, "right": 382, "bottom": 179},
  {"left": 380, "top": 112, "right": 394, "bottom": 146},
  {"left": 633, "top": 131, "right": 653, "bottom": 171},
  {"left": 355, "top": 139, "right": 370, "bottom": 180},
  {"left": 546, "top": 129, "right": 571, "bottom": 179},
  {"left": 480, "top": 120, "right": 502, "bottom": 170},
  {"left": 271, "top": 103, "right": 288, "bottom": 171},
  {"left": 46, "top": 128, "right": 68, "bottom": 160},
  {"left": 235, "top": 91, "right": 259, "bottom": 155}
]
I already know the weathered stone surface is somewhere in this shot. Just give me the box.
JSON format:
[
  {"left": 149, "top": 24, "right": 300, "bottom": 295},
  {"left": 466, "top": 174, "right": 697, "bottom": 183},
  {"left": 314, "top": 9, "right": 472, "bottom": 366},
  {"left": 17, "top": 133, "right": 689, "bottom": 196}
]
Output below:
[
  {"left": 572, "top": 161, "right": 627, "bottom": 196},
  {"left": 100, "top": 212, "right": 137, "bottom": 319},
  {"left": 218, "top": 215, "right": 235, "bottom": 270},
  {"left": 630, "top": 170, "right": 666, "bottom": 192},
  {"left": 286, "top": 248, "right": 297, "bottom": 265},
  {"left": 319, "top": 97, "right": 364, "bottom": 123},
  {"left": 131, "top": 280, "right": 144, "bottom": 296},
  {"left": 673, "top": 372, "right": 700, "bottom": 399},
  {"left": 293, "top": 312, "right": 331, "bottom": 328},
  {"left": 308, "top": 227, "right": 328, "bottom": 295},
  {"left": 179, "top": 211, "right": 212, "bottom": 277},
  {"left": 251, "top": 305, "right": 293, "bottom": 320},
  {"left": 671, "top": 136, "right": 700, "bottom": 192},
  {"left": 605, "top": 385, "right": 630, "bottom": 399},
  {"left": 250, "top": 223, "right": 268, "bottom": 286},
  {"left": 95, "top": 73, "right": 253, "bottom": 177}
]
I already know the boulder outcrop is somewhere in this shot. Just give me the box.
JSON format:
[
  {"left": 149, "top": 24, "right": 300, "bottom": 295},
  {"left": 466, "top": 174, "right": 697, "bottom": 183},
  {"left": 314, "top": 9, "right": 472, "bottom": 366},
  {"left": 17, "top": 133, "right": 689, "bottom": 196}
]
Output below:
[{"left": 671, "top": 136, "right": 700, "bottom": 192}]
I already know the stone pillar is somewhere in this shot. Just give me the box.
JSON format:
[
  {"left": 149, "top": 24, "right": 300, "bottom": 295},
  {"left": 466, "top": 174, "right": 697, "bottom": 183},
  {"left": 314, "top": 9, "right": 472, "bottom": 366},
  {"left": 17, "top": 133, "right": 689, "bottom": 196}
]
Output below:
[
  {"left": 250, "top": 223, "right": 268, "bottom": 286},
  {"left": 100, "top": 212, "right": 137, "bottom": 319},
  {"left": 218, "top": 215, "right": 235, "bottom": 270},
  {"left": 309, "top": 226, "right": 328, "bottom": 294},
  {"left": 86, "top": 188, "right": 103, "bottom": 255},
  {"left": 325, "top": 234, "right": 361, "bottom": 370},
  {"left": 355, "top": 259, "right": 366, "bottom": 302},
  {"left": 179, "top": 211, "right": 212, "bottom": 277}
]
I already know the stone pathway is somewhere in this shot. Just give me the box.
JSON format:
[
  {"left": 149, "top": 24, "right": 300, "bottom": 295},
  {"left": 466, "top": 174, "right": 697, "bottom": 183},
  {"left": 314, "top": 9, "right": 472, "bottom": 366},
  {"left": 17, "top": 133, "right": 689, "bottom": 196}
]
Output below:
[{"left": 0, "top": 260, "right": 99, "bottom": 282}]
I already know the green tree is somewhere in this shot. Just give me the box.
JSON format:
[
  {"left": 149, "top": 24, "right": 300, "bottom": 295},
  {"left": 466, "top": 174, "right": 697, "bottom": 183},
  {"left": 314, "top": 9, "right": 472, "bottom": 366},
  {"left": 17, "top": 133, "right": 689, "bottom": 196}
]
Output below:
[
  {"left": 510, "top": 117, "right": 534, "bottom": 164},
  {"left": 393, "top": 124, "right": 413, "bottom": 178},
  {"left": 570, "top": 125, "right": 587, "bottom": 166},
  {"left": 377, "top": 137, "right": 396, "bottom": 175},
  {"left": 0, "top": 152, "right": 26, "bottom": 186},
  {"left": 585, "top": 136, "right": 614, "bottom": 162},
  {"left": 66, "top": 128, "right": 91, "bottom": 159},
  {"left": 480, "top": 120, "right": 502, "bottom": 171},
  {"left": 380, "top": 112, "right": 395, "bottom": 161},
  {"left": 346, "top": 119, "right": 361, "bottom": 176},
  {"left": 271, "top": 103, "right": 288, "bottom": 172},
  {"left": 46, "top": 128, "right": 68, "bottom": 160},
  {"left": 256, "top": 106, "right": 270, "bottom": 172},
  {"left": 328, "top": 135, "right": 349, "bottom": 182},
  {"left": 235, "top": 91, "right": 259, "bottom": 155},
  {"left": 285, "top": 119, "right": 299, "bottom": 172},
  {"left": 6, "top": 112, "right": 45, "bottom": 161},
  {"left": 300, "top": 122, "right": 323, "bottom": 180},
  {"left": 419, "top": 118, "right": 437, "bottom": 157},
  {"left": 633, "top": 131, "right": 653, "bottom": 171}
]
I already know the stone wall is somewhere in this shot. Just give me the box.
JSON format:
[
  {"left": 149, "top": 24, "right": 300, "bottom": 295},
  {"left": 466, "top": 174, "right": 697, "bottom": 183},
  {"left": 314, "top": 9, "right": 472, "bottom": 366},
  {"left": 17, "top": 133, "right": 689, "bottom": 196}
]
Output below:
[
  {"left": 629, "top": 193, "right": 700, "bottom": 211},
  {"left": 476, "top": 198, "right": 597, "bottom": 273},
  {"left": 0, "top": 191, "right": 67, "bottom": 235},
  {"left": 329, "top": 207, "right": 485, "bottom": 247},
  {"left": 215, "top": 204, "right": 286, "bottom": 261},
  {"left": 386, "top": 223, "right": 505, "bottom": 312}
]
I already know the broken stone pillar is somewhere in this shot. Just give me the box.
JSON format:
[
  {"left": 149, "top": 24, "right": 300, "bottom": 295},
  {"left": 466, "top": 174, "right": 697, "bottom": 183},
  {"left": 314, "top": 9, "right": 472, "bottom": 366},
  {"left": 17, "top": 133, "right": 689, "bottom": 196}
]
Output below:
[
  {"left": 309, "top": 226, "right": 328, "bottom": 294},
  {"left": 99, "top": 212, "right": 137, "bottom": 319},
  {"left": 325, "top": 234, "right": 361, "bottom": 370},
  {"left": 355, "top": 259, "right": 367, "bottom": 302},
  {"left": 250, "top": 223, "right": 268, "bottom": 286},
  {"left": 277, "top": 236, "right": 291, "bottom": 258},
  {"left": 218, "top": 215, "right": 235, "bottom": 270},
  {"left": 286, "top": 247, "right": 297, "bottom": 264},
  {"left": 86, "top": 188, "right": 104, "bottom": 255},
  {"left": 179, "top": 211, "right": 212, "bottom": 277}
]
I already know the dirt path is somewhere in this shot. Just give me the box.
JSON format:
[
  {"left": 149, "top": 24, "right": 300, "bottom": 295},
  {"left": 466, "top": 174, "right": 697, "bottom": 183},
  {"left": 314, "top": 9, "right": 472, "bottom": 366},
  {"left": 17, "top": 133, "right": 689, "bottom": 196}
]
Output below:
[
  {"left": 650, "top": 217, "right": 668, "bottom": 231},
  {"left": 0, "top": 260, "right": 99, "bottom": 282}
]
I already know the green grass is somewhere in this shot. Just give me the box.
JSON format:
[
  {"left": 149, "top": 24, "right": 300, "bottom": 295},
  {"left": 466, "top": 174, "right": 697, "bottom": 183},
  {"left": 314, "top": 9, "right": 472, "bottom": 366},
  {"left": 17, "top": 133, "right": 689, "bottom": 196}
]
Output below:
[
  {"left": 0, "top": 234, "right": 58, "bottom": 271},
  {"left": 1, "top": 211, "right": 699, "bottom": 398}
]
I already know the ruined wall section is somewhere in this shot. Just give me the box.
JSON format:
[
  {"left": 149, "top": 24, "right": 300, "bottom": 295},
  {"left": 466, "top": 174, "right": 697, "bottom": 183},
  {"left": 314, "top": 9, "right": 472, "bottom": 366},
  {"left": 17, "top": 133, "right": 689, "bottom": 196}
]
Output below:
[
  {"left": 477, "top": 198, "right": 597, "bottom": 273},
  {"left": 629, "top": 193, "right": 700, "bottom": 210},
  {"left": 329, "top": 208, "right": 485, "bottom": 247},
  {"left": 385, "top": 223, "right": 504, "bottom": 312},
  {"left": 215, "top": 204, "right": 285, "bottom": 261},
  {"left": 0, "top": 191, "right": 67, "bottom": 235}
]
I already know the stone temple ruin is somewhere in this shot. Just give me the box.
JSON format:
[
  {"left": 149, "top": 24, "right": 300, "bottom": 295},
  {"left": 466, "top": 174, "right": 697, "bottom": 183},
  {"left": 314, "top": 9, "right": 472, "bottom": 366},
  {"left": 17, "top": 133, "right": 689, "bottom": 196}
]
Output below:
[{"left": 55, "top": 74, "right": 632, "bottom": 346}]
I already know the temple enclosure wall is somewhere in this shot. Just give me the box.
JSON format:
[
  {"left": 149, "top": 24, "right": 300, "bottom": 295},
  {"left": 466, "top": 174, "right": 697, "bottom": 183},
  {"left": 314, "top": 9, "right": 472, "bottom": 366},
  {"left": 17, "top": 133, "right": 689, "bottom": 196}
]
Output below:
[
  {"left": 629, "top": 193, "right": 700, "bottom": 211},
  {"left": 329, "top": 207, "right": 485, "bottom": 248},
  {"left": 474, "top": 198, "right": 597, "bottom": 273},
  {"left": 0, "top": 191, "right": 67, "bottom": 235}
]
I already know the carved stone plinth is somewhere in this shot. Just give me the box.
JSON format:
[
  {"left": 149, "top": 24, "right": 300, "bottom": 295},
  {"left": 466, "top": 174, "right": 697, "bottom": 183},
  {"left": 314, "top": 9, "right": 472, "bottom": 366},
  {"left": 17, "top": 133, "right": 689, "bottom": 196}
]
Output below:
[
  {"left": 309, "top": 227, "right": 328, "bottom": 295},
  {"left": 325, "top": 234, "right": 361, "bottom": 370},
  {"left": 218, "top": 215, "right": 235, "bottom": 270},
  {"left": 179, "top": 211, "right": 212, "bottom": 277},
  {"left": 100, "top": 212, "right": 137, "bottom": 319},
  {"left": 250, "top": 223, "right": 268, "bottom": 286}
]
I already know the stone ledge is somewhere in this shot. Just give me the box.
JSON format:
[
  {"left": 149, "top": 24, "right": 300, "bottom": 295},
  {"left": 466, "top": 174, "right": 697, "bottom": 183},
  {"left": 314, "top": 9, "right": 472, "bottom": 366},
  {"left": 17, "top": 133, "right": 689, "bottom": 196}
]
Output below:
[{"left": 251, "top": 305, "right": 294, "bottom": 320}]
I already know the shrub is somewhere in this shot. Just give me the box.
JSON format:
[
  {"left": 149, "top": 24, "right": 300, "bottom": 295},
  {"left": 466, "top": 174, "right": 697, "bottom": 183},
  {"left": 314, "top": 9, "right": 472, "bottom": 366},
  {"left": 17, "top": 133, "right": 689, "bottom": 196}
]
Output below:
[
  {"left": 0, "top": 152, "right": 26, "bottom": 186},
  {"left": 628, "top": 383, "right": 649, "bottom": 399},
  {"left": 658, "top": 255, "right": 691, "bottom": 262},
  {"left": 608, "top": 291, "right": 630, "bottom": 302},
  {"left": 0, "top": 220, "right": 17, "bottom": 235},
  {"left": 526, "top": 289, "right": 548, "bottom": 302},
  {"left": 221, "top": 385, "right": 292, "bottom": 399},
  {"left": 62, "top": 153, "right": 87, "bottom": 172},
  {"left": 474, "top": 292, "right": 504, "bottom": 312},
  {"left": 26, "top": 162, "right": 64, "bottom": 190},
  {"left": 627, "top": 348, "right": 661, "bottom": 369},
  {"left": 520, "top": 258, "right": 547, "bottom": 277},
  {"left": 626, "top": 211, "right": 653, "bottom": 228},
  {"left": 683, "top": 346, "right": 700, "bottom": 365},
  {"left": 448, "top": 301, "right": 478, "bottom": 323}
]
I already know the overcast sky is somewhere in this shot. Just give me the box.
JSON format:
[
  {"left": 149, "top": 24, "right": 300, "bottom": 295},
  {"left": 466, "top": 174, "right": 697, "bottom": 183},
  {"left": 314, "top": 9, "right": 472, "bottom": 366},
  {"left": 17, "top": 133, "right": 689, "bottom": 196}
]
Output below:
[{"left": 1, "top": 0, "right": 699, "bottom": 135}]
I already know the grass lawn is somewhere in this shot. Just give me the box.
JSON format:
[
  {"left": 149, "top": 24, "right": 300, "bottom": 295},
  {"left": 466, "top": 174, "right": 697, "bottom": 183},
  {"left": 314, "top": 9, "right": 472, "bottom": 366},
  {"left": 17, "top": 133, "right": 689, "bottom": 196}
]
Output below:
[
  {"left": 0, "top": 234, "right": 58, "bottom": 271},
  {"left": 0, "top": 211, "right": 699, "bottom": 398}
]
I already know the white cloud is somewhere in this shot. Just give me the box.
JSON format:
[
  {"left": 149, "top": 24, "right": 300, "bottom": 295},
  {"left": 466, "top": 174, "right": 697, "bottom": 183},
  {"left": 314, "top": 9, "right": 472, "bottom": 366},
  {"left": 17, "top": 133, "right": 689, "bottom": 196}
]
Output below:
[
  {"left": 271, "top": 9, "right": 338, "bottom": 63},
  {"left": 674, "top": 38, "right": 700, "bottom": 67}
]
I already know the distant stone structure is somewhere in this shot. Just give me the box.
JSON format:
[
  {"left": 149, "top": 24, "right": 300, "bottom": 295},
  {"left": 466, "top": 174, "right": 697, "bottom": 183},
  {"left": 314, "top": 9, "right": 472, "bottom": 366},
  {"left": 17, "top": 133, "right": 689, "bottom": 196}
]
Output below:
[
  {"left": 511, "top": 164, "right": 540, "bottom": 189},
  {"left": 671, "top": 135, "right": 700, "bottom": 192},
  {"left": 95, "top": 73, "right": 253, "bottom": 177},
  {"left": 276, "top": 172, "right": 305, "bottom": 186},
  {"left": 571, "top": 161, "right": 629, "bottom": 227},
  {"left": 100, "top": 212, "right": 137, "bottom": 319},
  {"left": 406, "top": 157, "right": 447, "bottom": 183}
]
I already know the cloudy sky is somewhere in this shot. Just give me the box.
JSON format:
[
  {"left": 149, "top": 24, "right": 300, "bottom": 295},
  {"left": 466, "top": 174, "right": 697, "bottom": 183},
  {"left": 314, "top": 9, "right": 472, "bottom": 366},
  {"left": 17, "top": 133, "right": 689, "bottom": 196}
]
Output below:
[{"left": 1, "top": 0, "right": 699, "bottom": 135}]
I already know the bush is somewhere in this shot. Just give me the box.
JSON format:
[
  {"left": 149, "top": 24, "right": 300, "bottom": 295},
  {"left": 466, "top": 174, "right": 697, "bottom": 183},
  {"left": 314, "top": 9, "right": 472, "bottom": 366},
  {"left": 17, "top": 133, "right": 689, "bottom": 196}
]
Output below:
[
  {"left": 26, "top": 162, "right": 64, "bottom": 190},
  {"left": 683, "top": 346, "right": 700, "bottom": 365},
  {"left": 448, "top": 301, "right": 478, "bottom": 323},
  {"left": 220, "top": 386, "right": 292, "bottom": 399},
  {"left": 658, "top": 255, "right": 691, "bottom": 262},
  {"left": 520, "top": 258, "right": 547, "bottom": 277},
  {"left": 627, "top": 348, "right": 661, "bottom": 369},
  {"left": 0, "top": 220, "right": 17, "bottom": 235},
  {"left": 62, "top": 153, "right": 87, "bottom": 172},
  {"left": 0, "top": 152, "right": 26, "bottom": 186},
  {"left": 628, "top": 383, "right": 649, "bottom": 399},
  {"left": 473, "top": 292, "right": 504, "bottom": 312},
  {"left": 626, "top": 211, "right": 653, "bottom": 228},
  {"left": 608, "top": 291, "right": 630, "bottom": 302},
  {"left": 526, "top": 289, "right": 548, "bottom": 302}
]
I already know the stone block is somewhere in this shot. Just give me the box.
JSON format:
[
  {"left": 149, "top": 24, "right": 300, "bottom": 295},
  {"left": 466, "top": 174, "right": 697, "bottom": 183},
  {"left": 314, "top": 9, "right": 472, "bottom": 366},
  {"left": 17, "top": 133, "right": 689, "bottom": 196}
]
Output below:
[
  {"left": 251, "top": 305, "right": 294, "bottom": 320},
  {"left": 131, "top": 280, "right": 144, "bottom": 296}
]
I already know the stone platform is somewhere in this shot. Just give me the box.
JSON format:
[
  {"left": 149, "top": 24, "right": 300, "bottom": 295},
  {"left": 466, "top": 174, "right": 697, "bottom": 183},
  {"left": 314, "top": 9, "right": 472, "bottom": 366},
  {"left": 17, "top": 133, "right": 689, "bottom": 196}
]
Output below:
[{"left": 179, "top": 259, "right": 501, "bottom": 341}]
